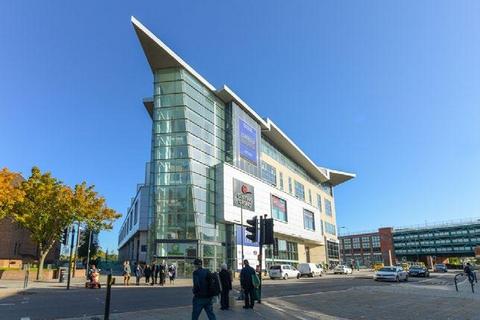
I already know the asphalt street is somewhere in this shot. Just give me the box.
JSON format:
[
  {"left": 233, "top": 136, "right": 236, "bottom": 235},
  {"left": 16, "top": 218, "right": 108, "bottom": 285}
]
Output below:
[{"left": 0, "top": 273, "right": 457, "bottom": 320}]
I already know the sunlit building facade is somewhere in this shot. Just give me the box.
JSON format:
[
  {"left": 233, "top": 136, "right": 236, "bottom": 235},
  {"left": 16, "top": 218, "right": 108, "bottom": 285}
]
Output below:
[{"left": 126, "top": 17, "right": 355, "bottom": 275}]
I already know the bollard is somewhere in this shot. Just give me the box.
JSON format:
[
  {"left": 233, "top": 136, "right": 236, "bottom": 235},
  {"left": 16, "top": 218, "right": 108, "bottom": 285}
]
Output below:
[{"left": 104, "top": 273, "right": 115, "bottom": 320}]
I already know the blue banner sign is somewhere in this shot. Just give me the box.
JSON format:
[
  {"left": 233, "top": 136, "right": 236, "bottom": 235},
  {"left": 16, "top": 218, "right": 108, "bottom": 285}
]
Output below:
[{"left": 239, "top": 119, "right": 257, "bottom": 165}]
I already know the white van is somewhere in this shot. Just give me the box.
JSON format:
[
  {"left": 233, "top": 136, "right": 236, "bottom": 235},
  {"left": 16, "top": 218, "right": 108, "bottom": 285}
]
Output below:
[{"left": 298, "top": 263, "right": 324, "bottom": 277}]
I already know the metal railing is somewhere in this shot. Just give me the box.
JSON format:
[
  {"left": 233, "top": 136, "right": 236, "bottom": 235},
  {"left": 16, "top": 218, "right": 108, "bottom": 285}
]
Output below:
[{"left": 454, "top": 271, "right": 477, "bottom": 293}]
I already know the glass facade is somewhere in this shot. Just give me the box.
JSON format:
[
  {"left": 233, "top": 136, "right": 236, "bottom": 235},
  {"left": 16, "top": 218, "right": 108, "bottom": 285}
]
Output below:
[{"left": 149, "top": 68, "right": 227, "bottom": 273}]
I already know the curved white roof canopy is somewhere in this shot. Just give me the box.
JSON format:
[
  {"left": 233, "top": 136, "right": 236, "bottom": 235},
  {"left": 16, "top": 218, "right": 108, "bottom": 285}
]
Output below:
[{"left": 132, "top": 16, "right": 355, "bottom": 187}]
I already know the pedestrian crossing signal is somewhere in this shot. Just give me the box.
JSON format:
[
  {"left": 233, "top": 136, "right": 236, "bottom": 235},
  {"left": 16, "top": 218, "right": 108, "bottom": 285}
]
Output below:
[{"left": 246, "top": 216, "right": 258, "bottom": 242}]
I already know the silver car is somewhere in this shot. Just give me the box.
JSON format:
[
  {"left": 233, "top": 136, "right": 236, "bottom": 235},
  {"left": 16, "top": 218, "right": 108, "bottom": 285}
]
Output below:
[{"left": 373, "top": 266, "right": 409, "bottom": 282}]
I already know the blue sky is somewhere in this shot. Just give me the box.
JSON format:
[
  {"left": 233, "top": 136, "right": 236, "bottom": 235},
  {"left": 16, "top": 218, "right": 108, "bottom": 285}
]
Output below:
[{"left": 1, "top": 1, "right": 480, "bottom": 252}]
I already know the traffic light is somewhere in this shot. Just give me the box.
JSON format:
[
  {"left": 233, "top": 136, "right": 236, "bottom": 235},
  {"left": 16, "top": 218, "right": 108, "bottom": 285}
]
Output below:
[
  {"left": 263, "top": 218, "right": 274, "bottom": 245},
  {"left": 245, "top": 216, "right": 258, "bottom": 242},
  {"left": 61, "top": 228, "right": 68, "bottom": 245}
]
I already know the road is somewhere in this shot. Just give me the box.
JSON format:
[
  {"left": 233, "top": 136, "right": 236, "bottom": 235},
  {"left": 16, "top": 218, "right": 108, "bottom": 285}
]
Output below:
[{"left": 0, "top": 272, "right": 473, "bottom": 320}]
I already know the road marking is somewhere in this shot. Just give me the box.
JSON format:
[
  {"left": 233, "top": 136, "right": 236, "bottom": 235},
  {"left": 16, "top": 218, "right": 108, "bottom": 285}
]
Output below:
[
  {"left": 20, "top": 317, "right": 31, "bottom": 320},
  {"left": 0, "top": 303, "right": 15, "bottom": 306}
]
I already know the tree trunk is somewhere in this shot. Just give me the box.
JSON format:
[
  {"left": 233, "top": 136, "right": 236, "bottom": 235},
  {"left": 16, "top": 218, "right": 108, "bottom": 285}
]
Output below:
[
  {"left": 36, "top": 241, "right": 55, "bottom": 281},
  {"left": 36, "top": 250, "right": 48, "bottom": 281}
]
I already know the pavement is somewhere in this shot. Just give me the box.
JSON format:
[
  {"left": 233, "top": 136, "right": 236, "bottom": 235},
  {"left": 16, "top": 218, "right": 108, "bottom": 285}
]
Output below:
[{"left": 1, "top": 271, "right": 479, "bottom": 320}]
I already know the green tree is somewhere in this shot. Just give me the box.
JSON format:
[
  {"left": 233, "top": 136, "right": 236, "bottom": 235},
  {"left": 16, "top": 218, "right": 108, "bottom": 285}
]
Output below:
[
  {"left": 11, "top": 167, "right": 121, "bottom": 280},
  {"left": 12, "top": 167, "right": 75, "bottom": 280}
]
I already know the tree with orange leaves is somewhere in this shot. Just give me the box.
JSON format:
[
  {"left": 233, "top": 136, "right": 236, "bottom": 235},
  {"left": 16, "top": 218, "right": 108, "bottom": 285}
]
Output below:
[{"left": 0, "top": 168, "right": 25, "bottom": 220}]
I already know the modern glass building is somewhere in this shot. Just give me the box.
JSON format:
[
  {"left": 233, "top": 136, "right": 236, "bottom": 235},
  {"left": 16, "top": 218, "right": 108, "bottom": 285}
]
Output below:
[{"left": 121, "top": 17, "right": 355, "bottom": 275}]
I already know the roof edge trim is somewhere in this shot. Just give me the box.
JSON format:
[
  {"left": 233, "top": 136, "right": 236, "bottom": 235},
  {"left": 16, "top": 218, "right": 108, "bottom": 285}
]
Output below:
[{"left": 131, "top": 16, "right": 217, "bottom": 92}]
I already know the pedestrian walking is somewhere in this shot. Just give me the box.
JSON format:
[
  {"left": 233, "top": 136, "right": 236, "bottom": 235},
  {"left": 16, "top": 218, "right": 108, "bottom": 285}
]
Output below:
[
  {"left": 219, "top": 263, "right": 232, "bottom": 310},
  {"left": 159, "top": 261, "right": 166, "bottom": 286},
  {"left": 144, "top": 264, "right": 152, "bottom": 284},
  {"left": 240, "top": 260, "right": 256, "bottom": 309},
  {"left": 134, "top": 262, "right": 143, "bottom": 286},
  {"left": 123, "top": 260, "right": 131, "bottom": 286},
  {"left": 152, "top": 262, "right": 159, "bottom": 284},
  {"left": 464, "top": 263, "right": 475, "bottom": 283},
  {"left": 192, "top": 258, "right": 216, "bottom": 320},
  {"left": 168, "top": 264, "right": 176, "bottom": 285}
]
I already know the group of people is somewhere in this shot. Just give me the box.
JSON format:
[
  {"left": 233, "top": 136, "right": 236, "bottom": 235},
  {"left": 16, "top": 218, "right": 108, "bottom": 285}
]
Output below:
[
  {"left": 122, "top": 260, "right": 176, "bottom": 286},
  {"left": 191, "top": 259, "right": 258, "bottom": 320}
]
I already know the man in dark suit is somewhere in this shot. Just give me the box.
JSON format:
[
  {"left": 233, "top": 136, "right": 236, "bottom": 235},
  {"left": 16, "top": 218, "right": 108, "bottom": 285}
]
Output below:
[{"left": 240, "top": 260, "right": 256, "bottom": 309}]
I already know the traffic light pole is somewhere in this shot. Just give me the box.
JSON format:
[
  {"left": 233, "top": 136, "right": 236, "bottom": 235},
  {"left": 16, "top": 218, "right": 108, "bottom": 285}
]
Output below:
[
  {"left": 240, "top": 202, "right": 244, "bottom": 268},
  {"left": 258, "top": 215, "right": 265, "bottom": 303}
]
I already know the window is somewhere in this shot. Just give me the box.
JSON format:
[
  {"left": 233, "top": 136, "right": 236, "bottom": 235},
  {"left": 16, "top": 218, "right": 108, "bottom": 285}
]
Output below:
[
  {"left": 288, "top": 177, "right": 292, "bottom": 194},
  {"left": 294, "top": 181, "right": 305, "bottom": 200},
  {"left": 362, "top": 236, "right": 370, "bottom": 248},
  {"left": 320, "top": 219, "right": 324, "bottom": 235},
  {"left": 268, "top": 239, "right": 298, "bottom": 261},
  {"left": 308, "top": 189, "right": 312, "bottom": 204},
  {"left": 134, "top": 201, "right": 139, "bottom": 224},
  {"left": 261, "top": 161, "right": 277, "bottom": 186},
  {"left": 325, "top": 222, "right": 336, "bottom": 235},
  {"left": 372, "top": 236, "right": 380, "bottom": 248},
  {"left": 279, "top": 172, "right": 284, "bottom": 190},
  {"left": 325, "top": 199, "right": 332, "bottom": 216},
  {"left": 271, "top": 195, "right": 287, "bottom": 222},
  {"left": 352, "top": 237, "right": 361, "bottom": 249},
  {"left": 141, "top": 245, "right": 147, "bottom": 252},
  {"left": 343, "top": 239, "right": 352, "bottom": 249},
  {"left": 321, "top": 182, "right": 333, "bottom": 196},
  {"left": 317, "top": 195, "right": 322, "bottom": 211},
  {"left": 327, "top": 240, "right": 339, "bottom": 259},
  {"left": 303, "top": 209, "right": 315, "bottom": 230}
]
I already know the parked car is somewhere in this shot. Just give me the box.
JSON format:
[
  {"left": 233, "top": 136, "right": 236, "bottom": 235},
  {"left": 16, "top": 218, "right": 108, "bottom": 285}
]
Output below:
[
  {"left": 434, "top": 263, "right": 448, "bottom": 273},
  {"left": 269, "top": 265, "right": 301, "bottom": 280},
  {"left": 333, "top": 265, "right": 353, "bottom": 274},
  {"left": 408, "top": 266, "right": 430, "bottom": 277},
  {"left": 298, "top": 263, "right": 323, "bottom": 277},
  {"left": 373, "top": 266, "right": 409, "bottom": 282}
]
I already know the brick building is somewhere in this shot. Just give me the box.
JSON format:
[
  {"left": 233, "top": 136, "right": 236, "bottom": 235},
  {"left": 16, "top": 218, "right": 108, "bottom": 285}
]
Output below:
[
  {"left": 0, "top": 173, "right": 60, "bottom": 267},
  {"left": 0, "top": 218, "right": 60, "bottom": 266}
]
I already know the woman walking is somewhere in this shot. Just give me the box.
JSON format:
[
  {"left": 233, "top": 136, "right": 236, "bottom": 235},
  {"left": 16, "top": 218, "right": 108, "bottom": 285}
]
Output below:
[{"left": 123, "top": 260, "right": 131, "bottom": 286}]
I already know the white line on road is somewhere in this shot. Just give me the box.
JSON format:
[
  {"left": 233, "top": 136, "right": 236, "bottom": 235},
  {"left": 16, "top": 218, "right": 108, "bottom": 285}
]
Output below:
[
  {"left": 20, "top": 317, "right": 31, "bottom": 320},
  {"left": 0, "top": 303, "right": 15, "bottom": 306}
]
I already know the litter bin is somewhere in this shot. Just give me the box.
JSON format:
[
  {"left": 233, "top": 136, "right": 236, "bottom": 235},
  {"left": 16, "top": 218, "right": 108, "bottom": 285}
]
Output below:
[{"left": 59, "top": 267, "right": 67, "bottom": 283}]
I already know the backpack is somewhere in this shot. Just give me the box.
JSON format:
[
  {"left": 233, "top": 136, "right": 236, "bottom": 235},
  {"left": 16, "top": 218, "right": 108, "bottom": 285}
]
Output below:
[{"left": 207, "top": 271, "right": 221, "bottom": 297}]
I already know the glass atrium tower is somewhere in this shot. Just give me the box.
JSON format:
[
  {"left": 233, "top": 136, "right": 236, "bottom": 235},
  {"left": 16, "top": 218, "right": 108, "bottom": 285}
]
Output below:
[{"left": 131, "top": 17, "right": 355, "bottom": 275}]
